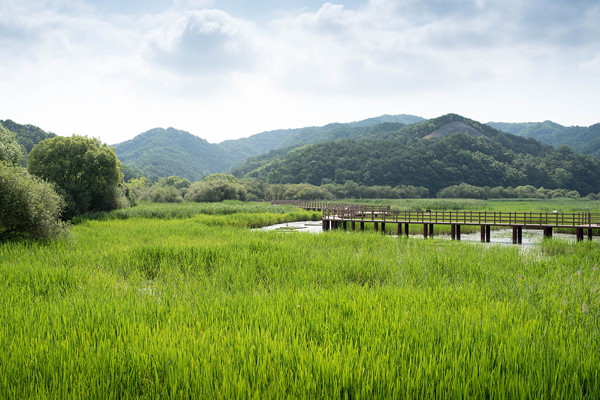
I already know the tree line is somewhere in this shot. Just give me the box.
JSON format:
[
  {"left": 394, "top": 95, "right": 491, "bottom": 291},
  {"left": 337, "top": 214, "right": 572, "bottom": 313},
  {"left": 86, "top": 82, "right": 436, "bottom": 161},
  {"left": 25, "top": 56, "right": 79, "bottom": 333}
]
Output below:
[{"left": 128, "top": 174, "right": 598, "bottom": 204}]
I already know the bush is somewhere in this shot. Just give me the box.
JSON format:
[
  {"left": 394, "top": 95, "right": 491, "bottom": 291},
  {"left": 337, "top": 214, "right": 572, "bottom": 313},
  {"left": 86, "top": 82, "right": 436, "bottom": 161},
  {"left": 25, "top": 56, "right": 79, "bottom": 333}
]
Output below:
[
  {"left": 150, "top": 186, "right": 184, "bottom": 203},
  {"left": 0, "top": 162, "right": 70, "bottom": 242},
  {"left": 437, "top": 183, "right": 487, "bottom": 199},
  {"left": 185, "top": 180, "right": 247, "bottom": 202}
]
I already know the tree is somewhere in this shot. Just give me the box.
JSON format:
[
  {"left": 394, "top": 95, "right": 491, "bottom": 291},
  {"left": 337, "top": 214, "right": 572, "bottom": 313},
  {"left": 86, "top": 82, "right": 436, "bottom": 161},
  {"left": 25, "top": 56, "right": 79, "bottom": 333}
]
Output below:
[
  {"left": 157, "top": 175, "right": 192, "bottom": 189},
  {"left": 204, "top": 173, "right": 239, "bottom": 183},
  {"left": 28, "top": 135, "right": 127, "bottom": 219},
  {"left": 0, "top": 123, "right": 23, "bottom": 165}
]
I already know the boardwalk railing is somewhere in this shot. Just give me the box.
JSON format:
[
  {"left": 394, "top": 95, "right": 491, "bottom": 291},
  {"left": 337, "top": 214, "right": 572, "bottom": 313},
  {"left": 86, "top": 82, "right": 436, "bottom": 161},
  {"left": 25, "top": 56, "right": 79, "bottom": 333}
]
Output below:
[
  {"left": 323, "top": 209, "right": 600, "bottom": 228},
  {"left": 270, "top": 200, "right": 390, "bottom": 214},
  {"left": 271, "top": 200, "right": 600, "bottom": 228},
  {"left": 271, "top": 199, "right": 598, "bottom": 242}
]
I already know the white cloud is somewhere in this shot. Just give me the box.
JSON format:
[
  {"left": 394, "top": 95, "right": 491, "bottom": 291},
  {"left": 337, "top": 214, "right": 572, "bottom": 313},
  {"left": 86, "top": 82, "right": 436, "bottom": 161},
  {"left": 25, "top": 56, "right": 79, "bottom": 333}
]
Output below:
[
  {"left": 173, "top": 0, "right": 213, "bottom": 11},
  {"left": 0, "top": 0, "right": 599, "bottom": 145}
]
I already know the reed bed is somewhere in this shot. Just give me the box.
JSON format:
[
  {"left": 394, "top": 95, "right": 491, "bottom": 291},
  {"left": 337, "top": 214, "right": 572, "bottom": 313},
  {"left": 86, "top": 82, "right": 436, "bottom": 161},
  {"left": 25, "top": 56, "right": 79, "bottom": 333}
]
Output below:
[
  {"left": 72, "top": 200, "right": 306, "bottom": 223},
  {"left": 1, "top": 206, "right": 599, "bottom": 398}
]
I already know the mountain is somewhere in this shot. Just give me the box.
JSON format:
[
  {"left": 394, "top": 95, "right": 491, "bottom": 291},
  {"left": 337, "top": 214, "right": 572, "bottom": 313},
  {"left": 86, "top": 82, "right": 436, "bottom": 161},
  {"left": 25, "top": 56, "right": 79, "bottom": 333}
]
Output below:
[
  {"left": 0, "top": 119, "right": 57, "bottom": 166},
  {"left": 112, "top": 114, "right": 424, "bottom": 181},
  {"left": 218, "top": 128, "right": 298, "bottom": 167},
  {"left": 231, "top": 114, "right": 551, "bottom": 179},
  {"left": 112, "top": 127, "right": 235, "bottom": 182},
  {"left": 347, "top": 114, "right": 424, "bottom": 127},
  {"left": 237, "top": 114, "right": 600, "bottom": 196},
  {"left": 487, "top": 121, "right": 600, "bottom": 159},
  {"left": 422, "top": 122, "right": 489, "bottom": 140}
]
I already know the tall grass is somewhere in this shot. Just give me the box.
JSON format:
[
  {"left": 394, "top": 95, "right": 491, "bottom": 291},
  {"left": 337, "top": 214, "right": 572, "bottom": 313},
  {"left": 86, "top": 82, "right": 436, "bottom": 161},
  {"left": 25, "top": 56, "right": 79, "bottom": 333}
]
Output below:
[
  {"left": 72, "top": 200, "right": 308, "bottom": 223},
  {"left": 0, "top": 206, "right": 599, "bottom": 398}
]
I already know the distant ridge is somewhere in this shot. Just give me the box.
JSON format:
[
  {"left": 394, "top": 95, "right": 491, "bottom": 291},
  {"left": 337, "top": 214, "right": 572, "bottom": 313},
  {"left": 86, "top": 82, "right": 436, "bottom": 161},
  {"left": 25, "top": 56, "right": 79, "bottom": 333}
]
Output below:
[
  {"left": 112, "top": 127, "right": 233, "bottom": 182},
  {"left": 347, "top": 114, "right": 425, "bottom": 127},
  {"left": 487, "top": 121, "right": 600, "bottom": 159},
  {"left": 111, "top": 113, "right": 424, "bottom": 180}
]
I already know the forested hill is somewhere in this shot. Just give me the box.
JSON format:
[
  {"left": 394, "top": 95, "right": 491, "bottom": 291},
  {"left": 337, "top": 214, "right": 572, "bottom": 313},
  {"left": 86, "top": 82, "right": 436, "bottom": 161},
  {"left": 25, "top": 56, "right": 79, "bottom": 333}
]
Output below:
[
  {"left": 218, "top": 114, "right": 424, "bottom": 164},
  {"left": 487, "top": 121, "right": 600, "bottom": 159},
  {"left": 111, "top": 114, "right": 424, "bottom": 180},
  {"left": 231, "top": 114, "right": 552, "bottom": 178},
  {"left": 0, "top": 119, "right": 57, "bottom": 166},
  {"left": 112, "top": 128, "right": 235, "bottom": 182},
  {"left": 237, "top": 114, "right": 600, "bottom": 196}
]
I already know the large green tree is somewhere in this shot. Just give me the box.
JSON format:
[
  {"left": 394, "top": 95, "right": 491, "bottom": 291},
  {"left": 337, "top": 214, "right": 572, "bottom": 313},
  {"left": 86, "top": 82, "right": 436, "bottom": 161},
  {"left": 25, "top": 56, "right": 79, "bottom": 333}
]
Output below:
[{"left": 28, "top": 135, "right": 127, "bottom": 219}]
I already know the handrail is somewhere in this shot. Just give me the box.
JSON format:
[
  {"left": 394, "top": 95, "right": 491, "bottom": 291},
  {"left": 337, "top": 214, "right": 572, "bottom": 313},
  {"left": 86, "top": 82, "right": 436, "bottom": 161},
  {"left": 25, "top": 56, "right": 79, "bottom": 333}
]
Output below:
[{"left": 273, "top": 200, "right": 600, "bottom": 228}]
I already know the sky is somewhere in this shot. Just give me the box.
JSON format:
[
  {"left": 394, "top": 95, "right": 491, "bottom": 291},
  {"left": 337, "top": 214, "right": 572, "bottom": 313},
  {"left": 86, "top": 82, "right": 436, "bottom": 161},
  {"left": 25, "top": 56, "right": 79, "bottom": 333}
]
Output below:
[{"left": 1, "top": 0, "right": 599, "bottom": 145}]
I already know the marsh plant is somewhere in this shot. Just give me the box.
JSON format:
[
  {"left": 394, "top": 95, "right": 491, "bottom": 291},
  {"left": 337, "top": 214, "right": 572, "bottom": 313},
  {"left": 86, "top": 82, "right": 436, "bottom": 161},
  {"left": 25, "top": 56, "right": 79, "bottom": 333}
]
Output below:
[{"left": 0, "top": 202, "right": 598, "bottom": 398}]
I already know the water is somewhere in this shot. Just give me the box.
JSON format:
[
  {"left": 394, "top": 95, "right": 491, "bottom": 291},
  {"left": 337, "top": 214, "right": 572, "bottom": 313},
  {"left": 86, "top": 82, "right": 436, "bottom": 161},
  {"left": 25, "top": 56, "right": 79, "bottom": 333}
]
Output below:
[
  {"left": 259, "top": 221, "right": 599, "bottom": 245},
  {"left": 259, "top": 221, "right": 324, "bottom": 234}
]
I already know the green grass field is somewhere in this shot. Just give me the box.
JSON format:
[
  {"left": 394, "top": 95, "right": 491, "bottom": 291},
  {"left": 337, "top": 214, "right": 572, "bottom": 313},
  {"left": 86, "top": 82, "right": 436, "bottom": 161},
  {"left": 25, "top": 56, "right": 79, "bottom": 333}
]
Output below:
[{"left": 1, "top": 202, "right": 599, "bottom": 398}]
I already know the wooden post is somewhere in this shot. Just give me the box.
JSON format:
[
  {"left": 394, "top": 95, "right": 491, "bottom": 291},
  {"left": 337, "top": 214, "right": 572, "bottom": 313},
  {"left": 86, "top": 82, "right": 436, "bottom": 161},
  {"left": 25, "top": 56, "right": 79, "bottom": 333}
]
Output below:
[
  {"left": 360, "top": 221, "right": 365, "bottom": 231},
  {"left": 343, "top": 221, "right": 347, "bottom": 230},
  {"left": 351, "top": 221, "right": 356, "bottom": 231},
  {"left": 456, "top": 225, "right": 461, "bottom": 241},
  {"left": 543, "top": 227, "right": 552, "bottom": 238},
  {"left": 588, "top": 228, "right": 593, "bottom": 241},
  {"left": 451, "top": 224, "right": 456, "bottom": 240},
  {"left": 405, "top": 223, "right": 410, "bottom": 236},
  {"left": 518, "top": 227, "right": 522, "bottom": 244},
  {"left": 486, "top": 225, "right": 491, "bottom": 243},
  {"left": 397, "top": 223, "right": 402, "bottom": 236},
  {"left": 429, "top": 224, "right": 433, "bottom": 238},
  {"left": 577, "top": 228, "right": 584, "bottom": 242},
  {"left": 374, "top": 222, "right": 379, "bottom": 232},
  {"left": 480, "top": 225, "right": 485, "bottom": 242},
  {"left": 322, "top": 219, "right": 328, "bottom": 231},
  {"left": 381, "top": 222, "right": 385, "bottom": 234},
  {"left": 512, "top": 226, "right": 517, "bottom": 244},
  {"left": 423, "top": 224, "right": 428, "bottom": 239}
]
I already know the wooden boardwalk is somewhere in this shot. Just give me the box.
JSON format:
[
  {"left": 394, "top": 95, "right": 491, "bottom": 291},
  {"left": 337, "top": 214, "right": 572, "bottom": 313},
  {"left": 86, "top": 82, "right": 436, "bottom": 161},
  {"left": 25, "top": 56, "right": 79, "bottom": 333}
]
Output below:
[{"left": 271, "top": 200, "right": 600, "bottom": 244}]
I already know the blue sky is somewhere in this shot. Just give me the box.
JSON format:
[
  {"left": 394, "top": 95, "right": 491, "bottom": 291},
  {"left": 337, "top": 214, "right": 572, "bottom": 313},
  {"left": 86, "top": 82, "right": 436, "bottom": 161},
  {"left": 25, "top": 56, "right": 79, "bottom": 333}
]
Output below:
[{"left": 1, "top": 0, "right": 599, "bottom": 144}]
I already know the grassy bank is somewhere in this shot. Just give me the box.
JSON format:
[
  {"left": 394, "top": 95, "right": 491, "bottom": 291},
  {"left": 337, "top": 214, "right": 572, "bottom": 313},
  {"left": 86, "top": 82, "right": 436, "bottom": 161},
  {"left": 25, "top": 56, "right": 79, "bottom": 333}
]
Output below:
[{"left": 1, "top": 204, "right": 599, "bottom": 398}]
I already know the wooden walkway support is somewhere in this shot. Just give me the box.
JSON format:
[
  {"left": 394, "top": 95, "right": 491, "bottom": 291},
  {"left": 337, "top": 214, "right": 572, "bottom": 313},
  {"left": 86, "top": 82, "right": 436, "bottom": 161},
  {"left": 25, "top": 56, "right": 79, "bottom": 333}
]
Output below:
[{"left": 271, "top": 200, "right": 600, "bottom": 244}]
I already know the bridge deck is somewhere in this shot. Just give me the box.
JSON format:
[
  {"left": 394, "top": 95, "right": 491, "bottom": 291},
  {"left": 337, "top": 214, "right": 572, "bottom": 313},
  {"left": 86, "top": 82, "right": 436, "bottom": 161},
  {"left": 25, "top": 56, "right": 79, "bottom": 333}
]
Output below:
[
  {"left": 323, "top": 209, "right": 600, "bottom": 229},
  {"left": 270, "top": 200, "right": 599, "bottom": 242}
]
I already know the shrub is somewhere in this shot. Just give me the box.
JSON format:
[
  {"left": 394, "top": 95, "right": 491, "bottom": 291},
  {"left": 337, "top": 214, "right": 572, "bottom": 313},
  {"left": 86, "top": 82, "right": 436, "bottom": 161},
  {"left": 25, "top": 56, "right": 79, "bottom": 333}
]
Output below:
[
  {"left": 0, "top": 162, "right": 70, "bottom": 242},
  {"left": 185, "top": 180, "right": 247, "bottom": 202},
  {"left": 150, "top": 186, "right": 184, "bottom": 203}
]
